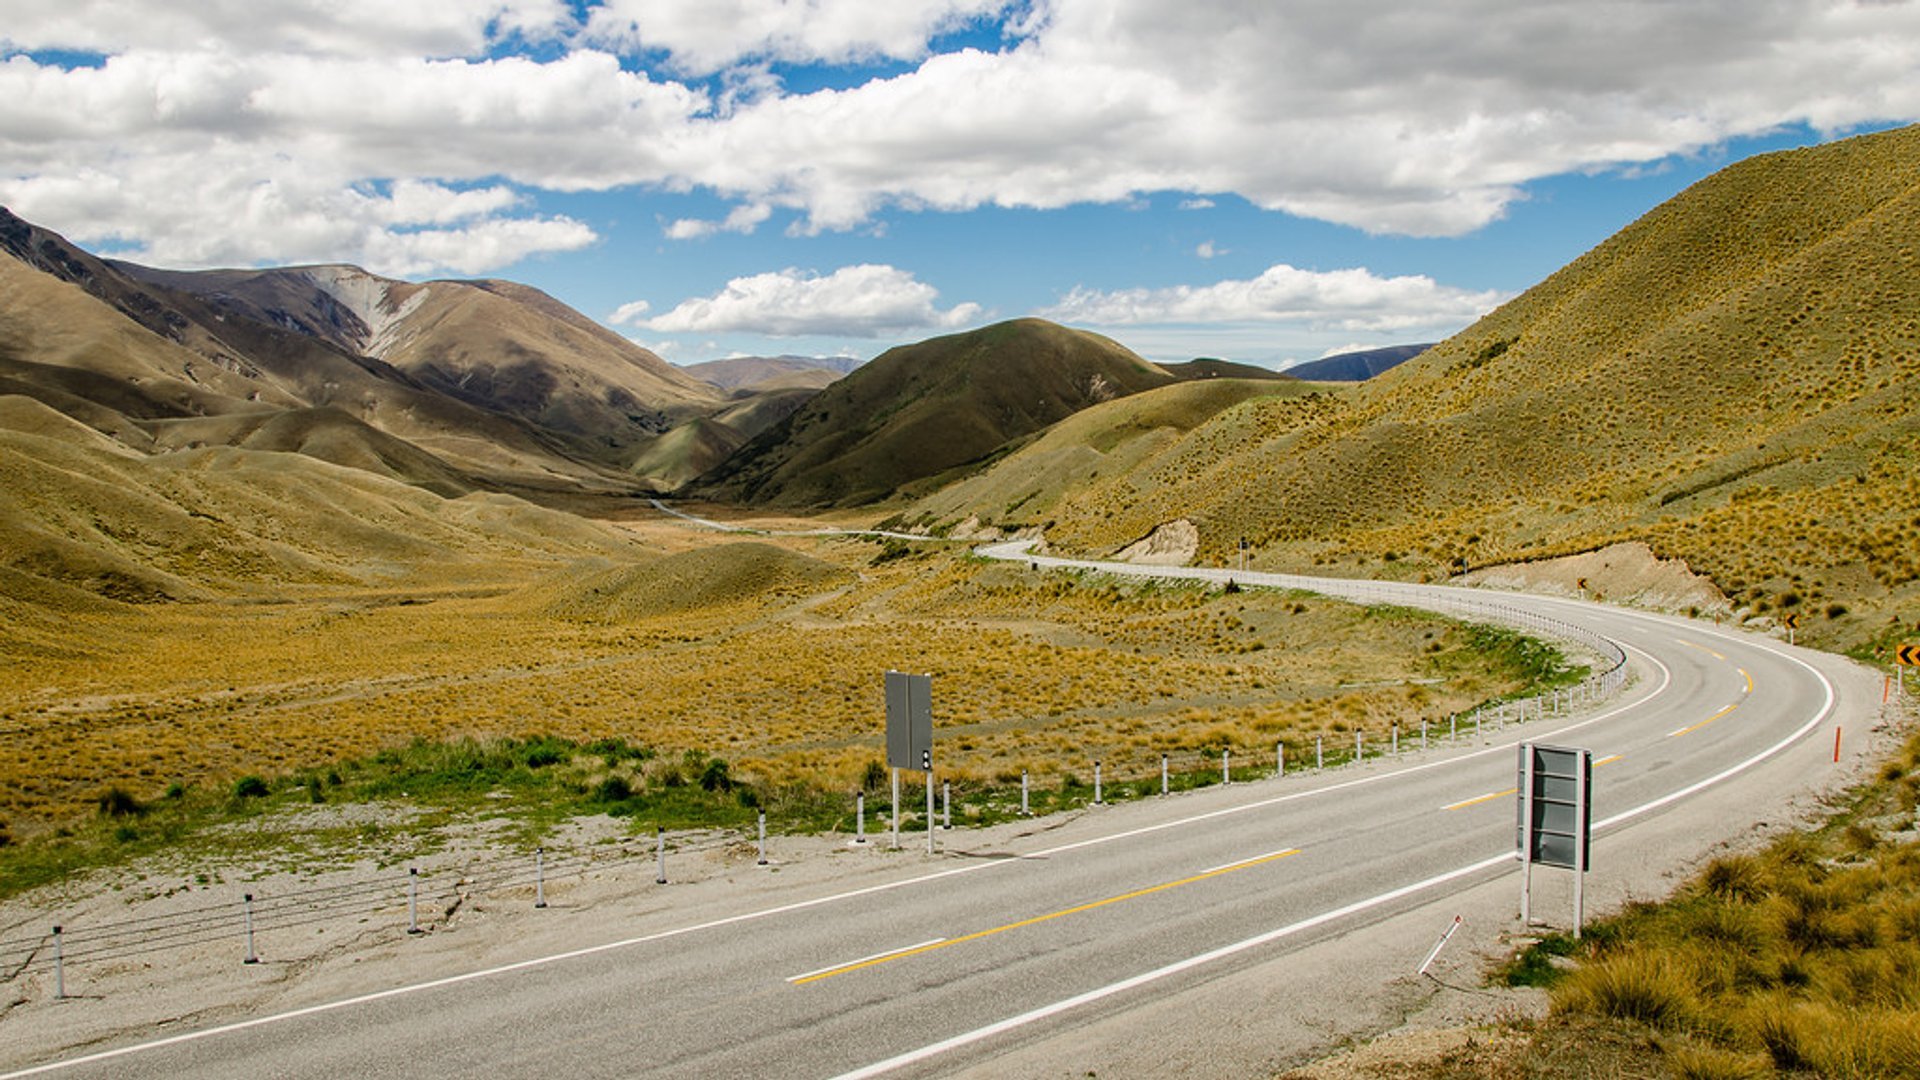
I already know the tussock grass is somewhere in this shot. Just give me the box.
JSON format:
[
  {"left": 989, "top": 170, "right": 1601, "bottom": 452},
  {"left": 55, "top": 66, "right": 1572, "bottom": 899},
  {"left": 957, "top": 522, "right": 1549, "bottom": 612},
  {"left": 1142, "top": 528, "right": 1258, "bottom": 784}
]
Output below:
[{"left": 1504, "top": 722, "right": 1920, "bottom": 1077}]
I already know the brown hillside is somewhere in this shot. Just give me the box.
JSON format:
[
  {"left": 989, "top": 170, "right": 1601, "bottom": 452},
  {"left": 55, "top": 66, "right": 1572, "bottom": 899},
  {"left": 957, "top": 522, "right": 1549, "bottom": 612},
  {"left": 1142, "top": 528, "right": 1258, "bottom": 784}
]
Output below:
[
  {"left": 988, "top": 125, "right": 1920, "bottom": 649},
  {"left": 693, "top": 318, "right": 1175, "bottom": 507}
]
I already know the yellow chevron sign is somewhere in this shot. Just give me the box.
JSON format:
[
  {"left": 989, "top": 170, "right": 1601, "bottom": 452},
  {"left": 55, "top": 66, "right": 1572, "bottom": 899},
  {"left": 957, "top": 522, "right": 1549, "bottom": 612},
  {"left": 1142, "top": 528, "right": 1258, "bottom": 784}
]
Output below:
[{"left": 1898, "top": 644, "right": 1920, "bottom": 667}]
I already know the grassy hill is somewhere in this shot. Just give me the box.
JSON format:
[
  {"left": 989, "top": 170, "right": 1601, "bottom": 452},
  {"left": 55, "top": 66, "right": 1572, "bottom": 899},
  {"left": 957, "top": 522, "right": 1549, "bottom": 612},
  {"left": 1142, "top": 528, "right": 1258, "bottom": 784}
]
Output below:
[
  {"left": 691, "top": 318, "right": 1177, "bottom": 507},
  {"left": 908, "top": 377, "right": 1323, "bottom": 534},
  {"left": 0, "top": 394, "right": 638, "bottom": 624},
  {"left": 929, "top": 125, "right": 1920, "bottom": 650}
]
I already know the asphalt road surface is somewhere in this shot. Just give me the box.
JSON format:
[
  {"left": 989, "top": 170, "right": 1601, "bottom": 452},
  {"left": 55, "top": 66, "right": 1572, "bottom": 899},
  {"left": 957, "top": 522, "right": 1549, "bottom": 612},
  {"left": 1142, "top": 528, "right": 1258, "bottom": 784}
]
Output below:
[{"left": 4, "top": 548, "right": 1879, "bottom": 1079}]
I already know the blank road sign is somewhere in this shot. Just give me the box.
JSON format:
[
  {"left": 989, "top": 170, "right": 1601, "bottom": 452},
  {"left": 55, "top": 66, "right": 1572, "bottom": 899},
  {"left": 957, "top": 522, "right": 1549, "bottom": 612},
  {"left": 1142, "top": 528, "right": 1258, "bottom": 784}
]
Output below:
[
  {"left": 885, "top": 671, "right": 932, "bottom": 771},
  {"left": 1517, "top": 744, "right": 1591, "bottom": 870}
]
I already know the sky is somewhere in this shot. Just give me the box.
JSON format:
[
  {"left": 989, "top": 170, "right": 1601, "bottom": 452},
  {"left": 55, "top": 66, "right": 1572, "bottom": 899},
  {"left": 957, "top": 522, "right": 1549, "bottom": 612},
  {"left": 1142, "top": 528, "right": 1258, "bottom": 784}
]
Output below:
[{"left": 3, "top": 2, "right": 1917, "bottom": 370}]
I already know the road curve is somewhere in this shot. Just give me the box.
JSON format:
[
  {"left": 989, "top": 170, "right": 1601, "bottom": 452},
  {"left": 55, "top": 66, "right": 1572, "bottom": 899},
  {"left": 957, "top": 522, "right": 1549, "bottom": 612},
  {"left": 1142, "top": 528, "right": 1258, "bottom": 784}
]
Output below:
[{"left": 2, "top": 549, "right": 1881, "bottom": 1080}]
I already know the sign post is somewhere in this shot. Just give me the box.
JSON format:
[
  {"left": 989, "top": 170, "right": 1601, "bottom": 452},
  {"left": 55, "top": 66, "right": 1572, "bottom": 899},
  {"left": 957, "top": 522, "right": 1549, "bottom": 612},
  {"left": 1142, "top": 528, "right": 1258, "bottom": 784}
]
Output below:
[
  {"left": 1516, "top": 742, "right": 1593, "bottom": 937},
  {"left": 886, "top": 671, "right": 933, "bottom": 853}
]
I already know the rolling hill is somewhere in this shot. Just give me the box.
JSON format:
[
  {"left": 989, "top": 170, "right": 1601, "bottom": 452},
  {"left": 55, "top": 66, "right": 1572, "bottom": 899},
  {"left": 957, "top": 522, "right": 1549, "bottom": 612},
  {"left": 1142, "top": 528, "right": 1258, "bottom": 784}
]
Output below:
[
  {"left": 920, "top": 124, "right": 1920, "bottom": 649},
  {"left": 1282, "top": 343, "right": 1432, "bottom": 381},
  {"left": 680, "top": 354, "right": 863, "bottom": 393},
  {"left": 689, "top": 318, "right": 1177, "bottom": 507}
]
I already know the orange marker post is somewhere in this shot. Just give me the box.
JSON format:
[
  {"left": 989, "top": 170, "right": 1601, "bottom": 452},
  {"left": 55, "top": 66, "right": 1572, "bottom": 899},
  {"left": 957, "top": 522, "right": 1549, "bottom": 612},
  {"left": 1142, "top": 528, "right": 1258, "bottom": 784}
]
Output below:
[{"left": 1833, "top": 727, "right": 1842, "bottom": 764}]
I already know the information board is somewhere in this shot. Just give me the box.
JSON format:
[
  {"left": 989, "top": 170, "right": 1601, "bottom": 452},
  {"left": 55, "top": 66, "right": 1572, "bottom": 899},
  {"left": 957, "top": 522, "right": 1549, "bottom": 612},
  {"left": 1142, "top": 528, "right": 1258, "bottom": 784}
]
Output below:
[{"left": 885, "top": 671, "right": 932, "bottom": 771}]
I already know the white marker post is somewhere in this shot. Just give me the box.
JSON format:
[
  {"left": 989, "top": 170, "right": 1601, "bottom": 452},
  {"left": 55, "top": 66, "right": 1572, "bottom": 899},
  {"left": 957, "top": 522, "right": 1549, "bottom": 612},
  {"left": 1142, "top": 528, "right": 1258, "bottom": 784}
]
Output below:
[
  {"left": 855, "top": 792, "right": 867, "bottom": 844},
  {"left": 891, "top": 768, "right": 901, "bottom": 850},
  {"left": 1418, "top": 915, "right": 1463, "bottom": 977}
]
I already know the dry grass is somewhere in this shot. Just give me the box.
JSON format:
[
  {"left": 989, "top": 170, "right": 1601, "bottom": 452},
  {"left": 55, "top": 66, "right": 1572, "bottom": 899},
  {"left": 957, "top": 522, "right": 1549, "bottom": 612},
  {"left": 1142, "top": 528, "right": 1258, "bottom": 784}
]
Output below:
[
  {"left": 1500, "top": 721, "right": 1920, "bottom": 1078},
  {"left": 0, "top": 520, "right": 1549, "bottom": 838}
]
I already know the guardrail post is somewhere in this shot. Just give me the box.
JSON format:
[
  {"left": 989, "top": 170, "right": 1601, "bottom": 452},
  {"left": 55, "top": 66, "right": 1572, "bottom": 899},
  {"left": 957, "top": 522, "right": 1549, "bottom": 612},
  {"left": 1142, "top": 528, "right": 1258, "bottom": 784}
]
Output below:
[
  {"left": 244, "top": 894, "right": 259, "bottom": 962},
  {"left": 655, "top": 826, "right": 667, "bottom": 885},
  {"left": 757, "top": 811, "right": 769, "bottom": 866},
  {"left": 407, "top": 868, "right": 421, "bottom": 934},
  {"left": 1094, "top": 761, "right": 1104, "bottom": 805},
  {"left": 1021, "top": 769, "right": 1030, "bottom": 815},
  {"left": 855, "top": 792, "right": 867, "bottom": 844},
  {"left": 53, "top": 926, "right": 65, "bottom": 999},
  {"left": 535, "top": 848, "right": 547, "bottom": 908}
]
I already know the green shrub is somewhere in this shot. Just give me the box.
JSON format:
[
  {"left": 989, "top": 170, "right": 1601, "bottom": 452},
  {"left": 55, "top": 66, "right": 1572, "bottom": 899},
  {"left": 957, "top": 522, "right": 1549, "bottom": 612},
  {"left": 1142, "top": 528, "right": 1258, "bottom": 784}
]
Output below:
[
  {"left": 232, "top": 775, "right": 270, "bottom": 800},
  {"left": 95, "top": 786, "right": 147, "bottom": 818}
]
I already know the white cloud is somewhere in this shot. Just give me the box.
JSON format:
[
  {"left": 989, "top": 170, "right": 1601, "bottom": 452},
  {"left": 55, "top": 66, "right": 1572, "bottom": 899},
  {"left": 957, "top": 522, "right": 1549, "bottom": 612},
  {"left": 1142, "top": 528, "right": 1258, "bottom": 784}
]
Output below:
[
  {"left": 663, "top": 202, "right": 772, "bottom": 240},
  {"left": 2, "top": 0, "right": 1918, "bottom": 272},
  {"left": 581, "top": 0, "right": 1012, "bottom": 75},
  {"left": 1179, "top": 197, "right": 1215, "bottom": 210},
  {"left": 1319, "top": 342, "right": 1375, "bottom": 359},
  {"left": 641, "top": 264, "right": 982, "bottom": 337},
  {"left": 608, "top": 299, "right": 652, "bottom": 324},
  {"left": 0, "top": 0, "right": 570, "bottom": 58},
  {"left": 1195, "top": 240, "right": 1223, "bottom": 259},
  {"left": 1040, "top": 263, "right": 1507, "bottom": 334}
]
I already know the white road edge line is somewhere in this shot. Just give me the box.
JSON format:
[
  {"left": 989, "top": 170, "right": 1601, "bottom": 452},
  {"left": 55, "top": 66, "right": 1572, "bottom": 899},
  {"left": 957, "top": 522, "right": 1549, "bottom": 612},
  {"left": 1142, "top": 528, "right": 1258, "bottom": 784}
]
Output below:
[
  {"left": 830, "top": 852, "right": 1518, "bottom": 1080},
  {"left": 832, "top": 631, "right": 1838, "bottom": 1079},
  {"left": 0, "top": 573, "right": 1685, "bottom": 1079},
  {"left": 1200, "top": 848, "right": 1296, "bottom": 875},
  {"left": 787, "top": 939, "right": 946, "bottom": 983}
]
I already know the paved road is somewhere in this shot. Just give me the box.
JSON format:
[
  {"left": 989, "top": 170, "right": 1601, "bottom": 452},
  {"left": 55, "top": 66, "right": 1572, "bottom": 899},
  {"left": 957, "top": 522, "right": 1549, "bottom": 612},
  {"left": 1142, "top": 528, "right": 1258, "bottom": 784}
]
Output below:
[{"left": 5, "top": 549, "right": 1877, "bottom": 1079}]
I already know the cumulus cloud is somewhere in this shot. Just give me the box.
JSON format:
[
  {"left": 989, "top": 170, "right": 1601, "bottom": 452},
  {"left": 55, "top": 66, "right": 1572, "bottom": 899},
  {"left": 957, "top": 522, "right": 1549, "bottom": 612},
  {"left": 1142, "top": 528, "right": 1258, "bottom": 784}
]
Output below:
[
  {"left": 3, "top": 0, "right": 1918, "bottom": 271},
  {"left": 664, "top": 202, "right": 773, "bottom": 240},
  {"left": 1196, "top": 240, "right": 1224, "bottom": 259},
  {"left": 1040, "top": 263, "right": 1507, "bottom": 333},
  {"left": 608, "top": 299, "right": 653, "bottom": 325},
  {"left": 581, "top": 0, "right": 1012, "bottom": 74},
  {"left": 639, "top": 264, "right": 982, "bottom": 337}
]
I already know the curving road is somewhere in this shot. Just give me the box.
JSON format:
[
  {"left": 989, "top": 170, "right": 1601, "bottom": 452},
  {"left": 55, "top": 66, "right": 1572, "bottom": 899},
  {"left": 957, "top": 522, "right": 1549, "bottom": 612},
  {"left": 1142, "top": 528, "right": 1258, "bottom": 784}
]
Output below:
[{"left": 3, "top": 547, "right": 1880, "bottom": 1079}]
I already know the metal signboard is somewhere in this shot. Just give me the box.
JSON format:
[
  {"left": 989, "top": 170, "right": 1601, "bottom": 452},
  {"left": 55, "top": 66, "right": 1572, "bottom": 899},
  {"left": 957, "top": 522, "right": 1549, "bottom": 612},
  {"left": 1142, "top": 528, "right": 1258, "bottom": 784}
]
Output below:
[
  {"left": 1516, "top": 742, "right": 1592, "bottom": 935},
  {"left": 885, "top": 671, "right": 932, "bottom": 771},
  {"left": 1516, "top": 744, "right": 1591, "bottom": 869}
]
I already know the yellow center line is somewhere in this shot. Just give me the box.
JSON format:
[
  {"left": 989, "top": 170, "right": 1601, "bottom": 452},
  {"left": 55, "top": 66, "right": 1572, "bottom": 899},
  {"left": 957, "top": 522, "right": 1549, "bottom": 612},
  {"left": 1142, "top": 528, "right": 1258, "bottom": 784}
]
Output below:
[
  {"left": 1668, "top": 703, "right": 1737, "bottom": 738},
  {"left": 1677, "top": 639, "right": 1727, "bottom": 661},
  {"left": 1443, "top": 787, "right": 1515, "bottom": 811},
  {"left": 1595, "top": 754, "right": 1623, "bottom": 767},
  {"left": 1740, "top": 667, "right": 1753, "bottom": 694},
  {"left": 788, "top": 847, "right": 1301, "bottom": 985}
]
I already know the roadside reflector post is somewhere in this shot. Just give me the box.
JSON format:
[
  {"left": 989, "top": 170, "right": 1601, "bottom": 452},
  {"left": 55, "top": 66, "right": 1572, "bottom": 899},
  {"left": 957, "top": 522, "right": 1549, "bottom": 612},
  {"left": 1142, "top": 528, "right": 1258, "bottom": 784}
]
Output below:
[
  {"left": 855, "top": 792, "right": 867, "bottom": 844},
  {"left": 1450, "top": 714, "right": 1458, "bottom": 741},
  {"left": 534, "top": 848, "right": 547, "bottom": 908},
  {"left": 757, "top": 811, "right": 769, "bottom": 866},
  {"left": 942, "top": 782, "right": 951, "bottom": 830},
  {"left": 1392, "top": 723, "right": 1399, "bottom": 755},
  {"left": 1316, "top": 735, "right": 1323, "bottom": 770},
  {"left": 1093, "top": 761, "right": 1104, "bottom": 805},
  {"left": 1418, "top": 915, "right": 1463, "bottom": 977},
  {"left": 1355, "top": 730, "right": 1363, "bottom": 763},
  {"left": 1021, "top": 769, "right": 1030, "bottom": 815},
  {"left": 52, "top": 926, "right": 64, "bottom": 999},
  {"left": 407, "top": 868, "right": 421, "bottom": 935},
  {"left": 1223, "top": 748, "right": 1231, "bottom": 786},
  {"left": 655, "top": 826, "right": 667, "bottom": 885},
  {"left": 891, "top": 768, "right": 901, "bottom": 850},
  {"left": 1276, "top": 741, "right": 1285, "bottom": 777},
  {"left": 243, "top": 893, "right": 259, "bottom": 963},
  {"left": 1160, "top": 754, "right": 1169, "bottom": 796},
  {"left": 926, "top": 766, "right": 935, "bottom": 855},
  {"left": 1834, "top": 727, "right": 1842, "bottom": 764}
]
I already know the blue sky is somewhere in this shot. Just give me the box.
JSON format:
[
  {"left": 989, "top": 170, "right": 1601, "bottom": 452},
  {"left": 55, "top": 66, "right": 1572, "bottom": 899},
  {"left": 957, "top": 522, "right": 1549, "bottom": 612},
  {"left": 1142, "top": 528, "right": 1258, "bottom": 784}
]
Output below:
[{"left": 4, "top": 2, "right": 1916, "bottom": 369}]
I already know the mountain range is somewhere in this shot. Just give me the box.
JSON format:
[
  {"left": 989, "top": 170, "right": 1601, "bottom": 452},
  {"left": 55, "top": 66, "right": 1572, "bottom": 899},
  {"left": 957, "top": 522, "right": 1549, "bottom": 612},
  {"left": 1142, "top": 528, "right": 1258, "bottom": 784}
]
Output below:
[{"left": 4, "top": 122, "right": 1916, "bottom": 652}]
